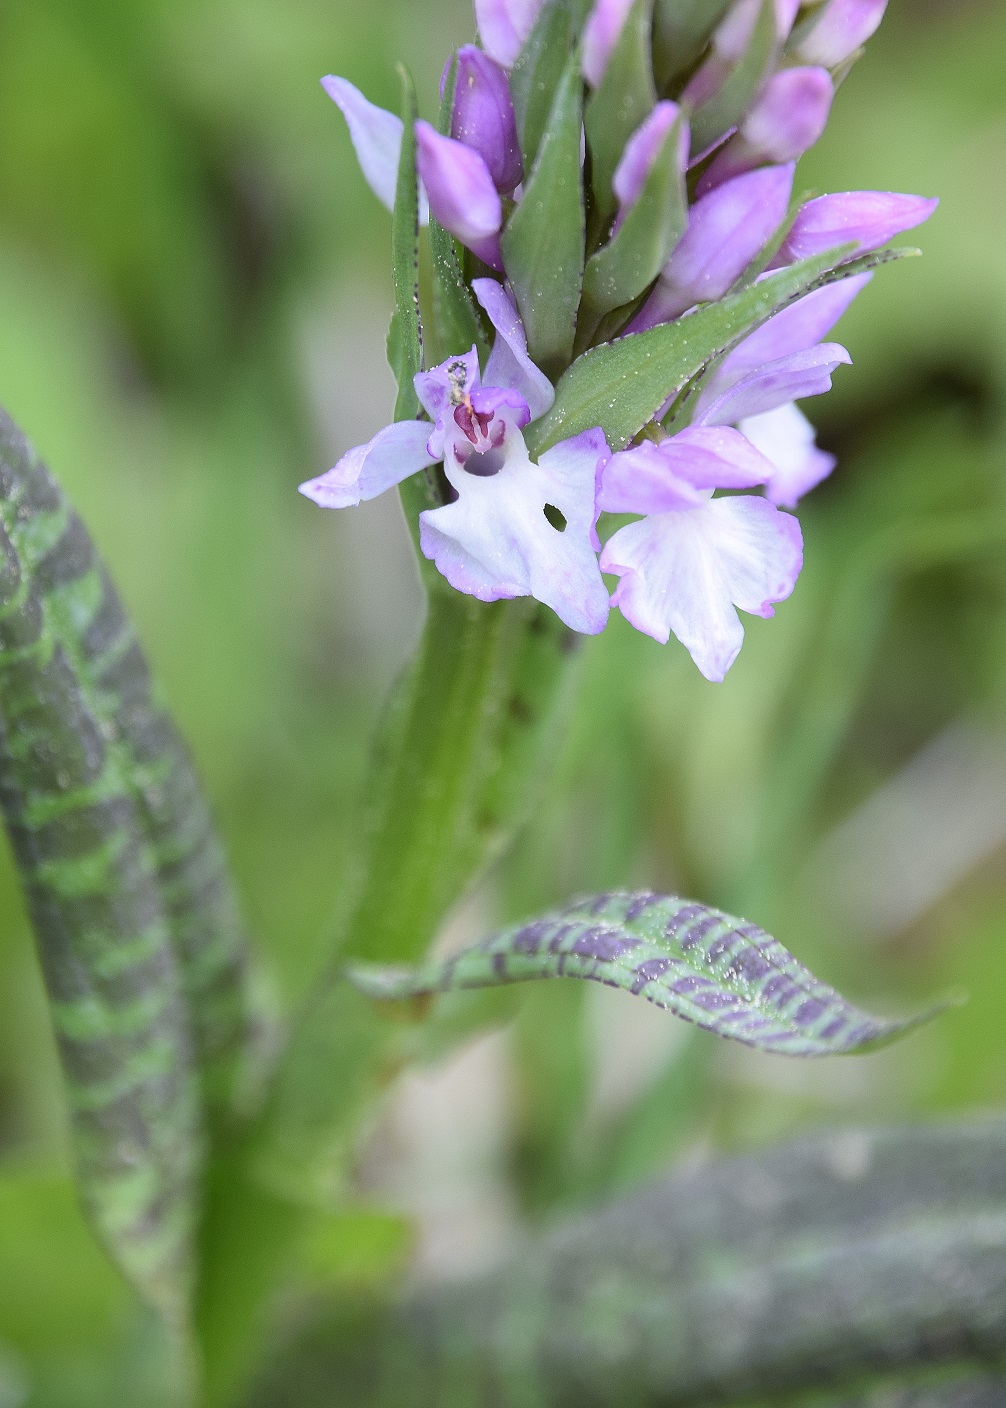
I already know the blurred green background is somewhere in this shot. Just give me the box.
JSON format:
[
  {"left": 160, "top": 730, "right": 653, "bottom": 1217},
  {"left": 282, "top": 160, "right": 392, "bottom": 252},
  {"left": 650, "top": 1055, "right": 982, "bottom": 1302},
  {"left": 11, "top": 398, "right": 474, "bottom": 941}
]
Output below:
[{"left": 0, "top": 0, "right": 1004, "bottom": 1401}]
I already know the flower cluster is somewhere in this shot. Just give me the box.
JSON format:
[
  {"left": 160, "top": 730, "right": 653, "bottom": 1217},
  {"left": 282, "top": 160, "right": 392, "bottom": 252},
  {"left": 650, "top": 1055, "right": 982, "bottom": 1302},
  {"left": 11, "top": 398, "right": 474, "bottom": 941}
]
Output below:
[{"left": 301, "top": 0, "right": 936, "bottom": 681}]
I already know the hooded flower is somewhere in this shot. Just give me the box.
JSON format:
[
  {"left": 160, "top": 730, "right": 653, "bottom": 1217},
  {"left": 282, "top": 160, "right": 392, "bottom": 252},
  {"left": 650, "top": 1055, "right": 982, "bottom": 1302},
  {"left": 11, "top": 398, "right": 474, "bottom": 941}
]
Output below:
[
  {"left": 598, "top": 429, "right": 803, "bottom": 681},
  {"left": 300, "top": 283, "right": 610, "bottom": 634}
]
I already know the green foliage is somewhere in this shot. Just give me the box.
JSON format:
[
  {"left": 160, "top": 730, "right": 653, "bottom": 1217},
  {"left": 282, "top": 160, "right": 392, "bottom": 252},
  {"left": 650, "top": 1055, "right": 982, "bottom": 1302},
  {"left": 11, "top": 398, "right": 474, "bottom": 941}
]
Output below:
[
  {"left": 349, "top": 891, "right": 934, "bottom": 1055},
  {"left": 689, "top": 0, "right": 778, "bottom": 156},
  {"left": 526, "top": 246, "right": 910, "bottom": 456},
  {"left": 509, "top": 0, "right": 575, "bottom": 174},
  {"left": 580, "top": 108, "right": 687, "bottom": 329},
  {"left": 500, "top": 50, "right": 586, "bottom": 378},
  {"left": 584, "top": 0, "right": 656, "bottom": 229}
]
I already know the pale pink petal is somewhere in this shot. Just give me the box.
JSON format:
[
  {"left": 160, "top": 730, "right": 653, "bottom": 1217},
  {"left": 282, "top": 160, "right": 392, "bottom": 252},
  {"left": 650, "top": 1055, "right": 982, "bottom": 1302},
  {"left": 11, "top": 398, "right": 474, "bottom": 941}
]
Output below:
[
  {"left": 299, "top": 420, "right": 436, "bottom": 509},
  {"left": 474, "top": 0, "right": 547, "bottom": 68},
  {"left": 697, "top": 342, "right": 852, "bottom": 424},
  {"left": 601, "top": 496, "right": 803, "bottom": 680},
  {"left": 739, "top": 402, "right": 837, "bottom": 507},
  {"left": 598, "top": 427, "right": 775, "bottom": 515},
  {"left": 322, "top": 76, "right": 430, "bottom": 224},
  {"left": 420, "top": 427, "right": 610, "bottom": 633}
]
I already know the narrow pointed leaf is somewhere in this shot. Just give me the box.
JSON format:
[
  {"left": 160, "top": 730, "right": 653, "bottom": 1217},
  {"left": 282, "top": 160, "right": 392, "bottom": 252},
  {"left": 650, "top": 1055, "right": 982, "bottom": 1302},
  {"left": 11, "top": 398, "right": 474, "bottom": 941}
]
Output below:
[
  {"left": 584, "top": 0, "right": 657, "bottom": 227},
  {"left": 430, "top": 60, "right": 490, "bottom": 366},
  {"left": 524, "top": 244, "right": 912, "bottom": 456},
  {"left": 581, "top": 111, "right": 687, "bottom": 324},
  {"left": 0, "top": 413, "right": 210, "bottom": 1327},
  {"left": 500, "top": 50, "right": 585, "bottom": 378},
  {"left": 349, "top": 891, "right": 937, "bottom": 1057},
  {"left": 510, "top": 0, "right": 574, "bottom": 174},
  {"left": 387, "top": 65, "right": 424, "bottom": 423},
  {"left": 690, "top": 0, "right": 777, "bottom": 158},
  {"left": 652, "top": 0, "right": 733, "bottom": 92}
]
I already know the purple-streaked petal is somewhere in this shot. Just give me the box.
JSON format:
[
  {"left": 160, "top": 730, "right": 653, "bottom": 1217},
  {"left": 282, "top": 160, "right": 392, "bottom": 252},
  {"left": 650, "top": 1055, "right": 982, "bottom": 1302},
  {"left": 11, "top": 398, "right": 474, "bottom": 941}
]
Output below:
[
  {"left": 474, "top": 0, "right": 547, "bottom": 69},
  {"left": 415, "top": 121, "right": 504, "bottom": 268},
  {"left": 706, "top": 271, "right": 871, "bottom": 400},
  {"left": 419, "top": 427, "right": 610, "bottom": 634},
  {"left": 598, "top": 427, "right": 775, "bottom": 515},
  {"left": 795, "top": 0, "right": 888, "bottom": 68},
  {"left": 612, "top": 103, "right": 684, "bottom": 214},
  {"left": 698, "top": 343, "right": 851, "bottom": 424},
  {"left": 414, "top": 346, "right": 481, "bottom": 424},
  {"left": 299, "top": 420, "right": 436, "bottom": 509},
  {"left": 601, "top": 495, "right": 803, "bottom": 680},
  {"left": 473, "top": 278, "right": 555, "bottom": 420},
  {"left": 739, "top": 402, "right": 837, "bottom": 507},
  {"left": 452, "top": 45, "right": 523, "bottom": 194},
  {"left": 630, "top": 165, "right": 794, "bottom": 331},
  {"left": 775, "top": 190, "right": 939, "bottom": 264},
  {"left": 322, "top": 76, "right": 430, "bottom": 224},
  {"left": 699, "top": 68, "right": 832, "bottom": 190},
  {"left": 582, "top": 0, "right": 637, "bottom": 88}
]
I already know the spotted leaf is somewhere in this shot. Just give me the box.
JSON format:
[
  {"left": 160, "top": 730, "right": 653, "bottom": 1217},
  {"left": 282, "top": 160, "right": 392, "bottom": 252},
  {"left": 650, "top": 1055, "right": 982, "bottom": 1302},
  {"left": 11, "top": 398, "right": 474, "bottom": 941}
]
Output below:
[{"left": 347, "top": 891, "right": 939, "bottom": 1056}]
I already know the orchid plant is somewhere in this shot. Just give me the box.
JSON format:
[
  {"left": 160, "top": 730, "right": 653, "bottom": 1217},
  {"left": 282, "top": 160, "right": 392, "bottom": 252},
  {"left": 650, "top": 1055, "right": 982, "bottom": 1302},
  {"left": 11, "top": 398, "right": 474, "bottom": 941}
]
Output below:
[{"left": 0, "top": 0, "right": 962, "bottom": 1403}]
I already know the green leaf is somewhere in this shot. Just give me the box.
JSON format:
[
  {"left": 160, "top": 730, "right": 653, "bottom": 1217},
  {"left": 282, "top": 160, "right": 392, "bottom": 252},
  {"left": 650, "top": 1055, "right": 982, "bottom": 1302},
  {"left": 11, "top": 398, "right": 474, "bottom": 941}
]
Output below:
[
  {"left": 0, "top": 412, "right": 216, "bottom": 1329},
  {"left": 652, "top": 0, "right": 733, "bottom": 92},
  {"left": 584, "top": 0, "right": 657, "bottom": 229},
  {"left": 429, "top": 56, "right": 489, "bottom": 367},
  {"left": 580, "top": 109, "right": 687, "bottom": 329},
  {"left": 524, "top": 245, "right": 912, "bottom": 456},
  {"left": 348, "top": 891, "right": 939, "bottom": 1057},
  {"left": 387, "top": 64, "right": 423, "bottom": 423},
  {"left": 689, "top": 0, "right": 777, "bottom": 157},
  {"left": 510, "top": 0, "right": 574, "bottom": 174},
  {"left": 500, "top": 50, "right": 585, "bottom": 379}
]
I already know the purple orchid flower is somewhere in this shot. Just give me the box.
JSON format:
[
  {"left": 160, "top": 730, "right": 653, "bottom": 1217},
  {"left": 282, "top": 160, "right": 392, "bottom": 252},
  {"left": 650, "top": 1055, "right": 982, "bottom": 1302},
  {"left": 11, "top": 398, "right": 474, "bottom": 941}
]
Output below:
[
  {"left": 773, "top": 190, "right": 939, "bottom": 265},
  {"left": 598, "top": 429, "right": 803, "bottom": 681},
  {"left": 692, "top": 272, "right": 872, "bottom": 506},
  {"left": 300, "top": 283, "right": 610, "bottom": 634},
  {"left": 450, "top": 45, "right": 523, "bottom": 195},
  {"left": 582, "top": 0, "right": 636, "bottom": 89},
  {"left": 698, "top": 67, "right": 834, "bottom": 192},
  {"left": 794, "top": 0, "right": 888, "bottom": 68},
  {"left": 474, "top": 0, "right": 546, "bottom": 69},
  {"left": 629, "top": 164, "right": 794, "bottom": 332}
]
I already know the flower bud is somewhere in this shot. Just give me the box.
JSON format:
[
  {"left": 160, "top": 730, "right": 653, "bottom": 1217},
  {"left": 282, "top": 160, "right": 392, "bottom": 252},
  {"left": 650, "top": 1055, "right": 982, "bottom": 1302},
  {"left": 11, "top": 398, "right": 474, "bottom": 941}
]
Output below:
[
  {"left": 451, "top": 45, "right": 523, "bottom": 194},
  {"left": 699, "top": 67, "right": 833, "bottom": 191},
  {"left": 794, "top": 0, "right": 888, "bottom": 68},
  {"left": 582, "top": 0, "right": 636, "bottom": 88},
  {"left": 612, "top": 102, "right": 683, "bottom": 214},
  {"left": 474, "top": 0, "right": 546, "bottom": 70},
  {"left": 414, "top": 120, "right": 504, "bottom": 269},
  {"left": 775, "top": 190, "right": 939, "bottom": 263},
  {"left": 630, "top": 164, "right": 794, "bottom": 331}
]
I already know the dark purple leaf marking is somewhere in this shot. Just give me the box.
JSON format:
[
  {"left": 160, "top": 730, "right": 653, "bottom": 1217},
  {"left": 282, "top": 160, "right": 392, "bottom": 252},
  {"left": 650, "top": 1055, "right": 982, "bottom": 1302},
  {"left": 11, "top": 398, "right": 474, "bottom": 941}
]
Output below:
[{"left": 346, "top": 891, "right": 939, "bottom": 1058}]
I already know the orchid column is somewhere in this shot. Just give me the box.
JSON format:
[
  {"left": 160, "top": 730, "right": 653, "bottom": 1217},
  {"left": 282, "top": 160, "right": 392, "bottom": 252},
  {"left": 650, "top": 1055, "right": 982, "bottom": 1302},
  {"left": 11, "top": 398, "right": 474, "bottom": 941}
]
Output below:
[{"left": 273, "top": 0, "right": 936, "bottom": 1183}]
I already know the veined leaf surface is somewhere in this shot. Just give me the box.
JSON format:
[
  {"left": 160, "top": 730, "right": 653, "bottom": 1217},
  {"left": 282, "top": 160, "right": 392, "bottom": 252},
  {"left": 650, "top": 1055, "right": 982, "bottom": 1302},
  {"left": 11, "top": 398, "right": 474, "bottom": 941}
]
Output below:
[{"left": 348, "top": 891, "right": 936, "bottom": 1057}]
